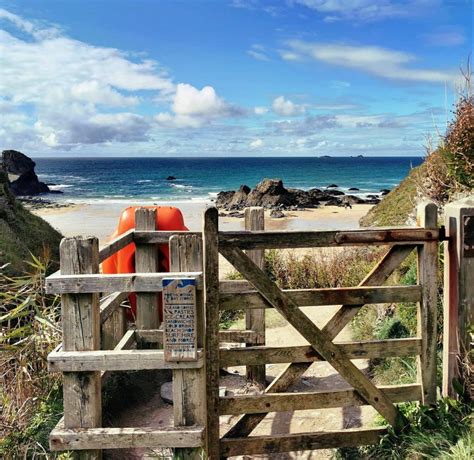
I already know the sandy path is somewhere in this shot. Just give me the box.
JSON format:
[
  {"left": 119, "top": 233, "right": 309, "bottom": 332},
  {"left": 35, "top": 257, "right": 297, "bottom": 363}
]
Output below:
[{"left": 104, "top": 305, "right": 376, "bottom": 459}]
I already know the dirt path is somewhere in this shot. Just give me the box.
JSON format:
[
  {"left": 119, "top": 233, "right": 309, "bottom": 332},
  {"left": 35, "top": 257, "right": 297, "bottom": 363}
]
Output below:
[{"left": 104, "top": 306, "right": 376, "bottom": 459}]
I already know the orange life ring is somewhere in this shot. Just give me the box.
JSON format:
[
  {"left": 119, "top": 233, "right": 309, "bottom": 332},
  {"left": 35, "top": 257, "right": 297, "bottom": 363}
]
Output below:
[{"left": 102, "top": 206, "right": 188, "bottom": 320}]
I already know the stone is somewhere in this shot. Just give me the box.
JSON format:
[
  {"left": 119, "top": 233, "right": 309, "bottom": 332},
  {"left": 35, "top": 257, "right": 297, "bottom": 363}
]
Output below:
[
  {"left": 166, "top": 176, "right": 176, "bottom": 181},
  {"left": 2, "top": 150, "right": 53, "bottom": 196},
  {"left": 270, "top": 209, "right": 285, "bottom": 218}
]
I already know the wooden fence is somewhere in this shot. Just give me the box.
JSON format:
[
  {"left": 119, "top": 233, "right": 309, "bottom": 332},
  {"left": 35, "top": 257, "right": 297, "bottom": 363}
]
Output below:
[{"left": 45, "top": 198, "right": 473, "bottom": 458}]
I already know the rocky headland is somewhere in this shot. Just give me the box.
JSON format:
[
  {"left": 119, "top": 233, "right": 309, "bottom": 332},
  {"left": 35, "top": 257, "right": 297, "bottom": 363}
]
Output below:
[
  {"left": 2, "top": 149, "right": 61, "bottom": 196},
  {"left": 217, "top": 178, "right": 382, "bottom": 217}
]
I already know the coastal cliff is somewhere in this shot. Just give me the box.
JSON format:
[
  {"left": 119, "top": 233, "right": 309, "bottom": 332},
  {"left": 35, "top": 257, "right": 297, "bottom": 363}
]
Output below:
[{"left": 0, "top": 163, "right": 62, "bottom": 274}]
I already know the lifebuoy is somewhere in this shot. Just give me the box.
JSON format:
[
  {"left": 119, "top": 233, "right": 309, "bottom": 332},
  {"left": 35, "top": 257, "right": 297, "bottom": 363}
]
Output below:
[{"left": 102, "top": 206, "right": 188, "bottom": 320}]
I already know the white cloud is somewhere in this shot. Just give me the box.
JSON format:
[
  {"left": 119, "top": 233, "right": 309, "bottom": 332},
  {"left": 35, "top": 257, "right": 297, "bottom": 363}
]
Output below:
[
  {"left": 254, "top": 106, "right": 268, "bottom": 115},
  {"left": 282, "top": 40, "right": 455, "bottom": 83},
  {"left": 250, "top": 138, "right": 264, "bottom": 149},
  {"left": 247, "top": 44, "right": 271, "bottom": 61},
  {"left": 423, "top": 28, "right": 465, "bottom": 46},
  {"left": 157, "top": 83, "right": 243, "bottom": 128},
  {"left": 272, "top": 96, "right": 306, "bottom": 116},
  {"left": 247, "top": 49, "right": 270, "bottom": 61},
  {"left": 292, "top": 0, "right": 440, "bottom": 22},
  {"left": 0, "top": 8, "right": 179, "bottom": 149},
  {"left": 71, "top": 81, "right": 139, "bottom": 106}
]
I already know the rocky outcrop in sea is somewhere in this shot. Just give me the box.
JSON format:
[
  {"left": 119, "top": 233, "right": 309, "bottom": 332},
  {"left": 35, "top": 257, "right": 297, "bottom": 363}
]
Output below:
[
  {"left": 216, "top": 178, "right": 381, "bottom": 212},
  {"left": 2, "top": 149, "right": 59, "bottom": 196}
]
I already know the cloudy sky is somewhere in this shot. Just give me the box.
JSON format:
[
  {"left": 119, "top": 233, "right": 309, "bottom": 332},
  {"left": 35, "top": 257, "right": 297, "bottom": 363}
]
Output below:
[{"left": 0, "top": 0, "right": 471, "bottom": 157}]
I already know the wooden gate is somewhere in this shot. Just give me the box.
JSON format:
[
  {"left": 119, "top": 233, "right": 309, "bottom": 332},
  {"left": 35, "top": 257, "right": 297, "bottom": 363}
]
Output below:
[
  {"left": 203, "top": 203, "right": 440, "bottom": 458},
  {"left": 45, "top": 201, "right": 455, "bottom": 459}
]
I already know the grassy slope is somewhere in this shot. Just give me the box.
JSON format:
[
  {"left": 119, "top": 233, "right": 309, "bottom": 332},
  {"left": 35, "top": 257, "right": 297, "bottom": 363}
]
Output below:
[
  {"left": 360, "top": 162, "right": 425, "bottom": 227},
  {"left": 0, "top": 170, "right": 62, "bottom": 274}
]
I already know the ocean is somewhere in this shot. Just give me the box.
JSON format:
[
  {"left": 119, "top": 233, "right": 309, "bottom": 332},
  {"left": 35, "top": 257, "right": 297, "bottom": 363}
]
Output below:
[{"left": 34, "top": 156, "right": 423, "bottom": 204}]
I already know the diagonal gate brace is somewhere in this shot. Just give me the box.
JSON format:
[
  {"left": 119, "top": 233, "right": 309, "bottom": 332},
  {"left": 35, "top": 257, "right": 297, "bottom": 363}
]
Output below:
[
  {"left": 220, "top": 243, "right": 407, "bottom": 432},
  {"left": 224, "top": 244, "right": 414, "bottom": 439}
]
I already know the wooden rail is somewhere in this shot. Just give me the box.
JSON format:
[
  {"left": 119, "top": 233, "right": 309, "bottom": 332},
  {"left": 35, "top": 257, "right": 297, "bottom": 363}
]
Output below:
[
  {"left": 46, "top": 272, "right": 202, "bottom": 294},
  {"left": 220, "top": 285, "right": 422, "bottom": 310},
  {"left": 220, "top": 338, "right": 422, "bottom": 366},
  {"left": 219, "top": 384, "right": 422, "bottom": 415},
  {"left": 219, "top": 227, "right": 439, "bottom": 249}
]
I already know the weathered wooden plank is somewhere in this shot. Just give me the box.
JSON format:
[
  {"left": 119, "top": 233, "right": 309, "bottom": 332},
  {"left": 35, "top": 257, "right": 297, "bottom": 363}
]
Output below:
[
  {"left": 60, "top": 237, "right": 102, "bottom": 459},
  {"left": 219, "top": 228, "right": 439, "bottom": 249},
  {"left": 115, "top": 329, "right": 136, "bottom": 351},
  {"left": 220, "top": 428, "right": 387, "bottom": 456},
  {"left": 220, "top": 338, "right": 422, "bottom": 366},
  {"left": 219, "top": 244, "right": 404, "bottom": 430},
  {"left": 100, "top": 292, "right": 129, "bottom": 349},
  {"left": 50, "top": 426, "right": 205, "bottom": 451},
  {"left": 48, "top": 349, "right": 204, "bottom": 372},
  {"left": 134, "top": 230, "right": 200, "bottom": 244},
  {"left": 417, "top": 202, "right": 438, "bottom": 405},
  {"left": 244, "top": 207, "right": 266, "bottom": 387},
  {"left": 98, "top": 229, "right": 134, "bottom": 263},
  {"left": 45, "top": 272, "right": 202, "bottom": 294},
  {"left": 135, "top": 328, "right": 259, "bottom": 345},
  {"left": 443, "top": 198, "right": 474, "bottom": 398},
  {"left": 220, "top": 285, "right": 422, "bottom": 311},
  {"left": 135, "top": 208, "right": 160, "bottom": 330},
  {"left": 203, "top": 207, "right": 220, "bottom": 459},
  {"left": 223, "top": 244, "right": 414, "bottom": 439},
  {"left": 219, "top": 329, "right": 259, "bottom": 344},
  {"left": 170, "top": 234, "right": 207, "bottom": 459},
  {"left": 220, "top": 279, "right": 255, "bottom": 294},
  {"left": 220, "top": 384, "right": 421, "bottom": 415},
  {"left": 100, "top": 291, "right": 129, "bottom": 324}
]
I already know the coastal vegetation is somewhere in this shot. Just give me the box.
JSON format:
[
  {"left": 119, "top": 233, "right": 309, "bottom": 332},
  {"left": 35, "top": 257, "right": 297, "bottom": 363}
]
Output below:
[{"left": 0, "top": 158, "right": 62, "bottom": 276}]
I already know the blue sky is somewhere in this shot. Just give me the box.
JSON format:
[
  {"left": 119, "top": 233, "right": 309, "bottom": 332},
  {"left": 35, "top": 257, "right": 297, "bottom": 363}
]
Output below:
[{"left": 0, "top": 0, "right": 471, "bottom": 157}]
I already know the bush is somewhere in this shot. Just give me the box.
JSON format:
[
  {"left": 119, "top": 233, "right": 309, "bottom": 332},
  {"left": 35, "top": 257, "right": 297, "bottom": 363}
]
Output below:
[{"left": 444, "top": 94, "right": 474, "bottom": 189}]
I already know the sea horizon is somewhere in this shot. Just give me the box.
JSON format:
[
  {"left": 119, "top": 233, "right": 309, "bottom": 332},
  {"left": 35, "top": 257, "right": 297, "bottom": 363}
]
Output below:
[{"left": 34, "top": 156, "right": 423, "bottom": 205}]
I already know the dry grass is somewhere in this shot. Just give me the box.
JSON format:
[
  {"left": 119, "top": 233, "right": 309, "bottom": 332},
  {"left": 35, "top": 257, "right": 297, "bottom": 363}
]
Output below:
[{"left": 0, "top": 256, "right": 63, "bottom": 457}]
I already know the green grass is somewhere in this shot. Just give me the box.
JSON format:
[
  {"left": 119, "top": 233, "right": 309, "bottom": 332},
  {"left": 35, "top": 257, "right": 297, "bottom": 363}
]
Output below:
[
  {"left": 336, "top": 398, "right": 472, "bottom": 460},
  {"left": 360, "top": 163, "right": 425, "bottom": 227},
  {"left": 0, "top": 170, "right": 62, "bottom": 275}
]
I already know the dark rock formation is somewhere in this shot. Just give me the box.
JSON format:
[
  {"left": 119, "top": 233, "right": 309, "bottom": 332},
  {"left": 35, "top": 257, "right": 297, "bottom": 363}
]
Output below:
[
  {"left": 348, "top": 187, "right": 360, "bottom": 191},
  {"left": 380, "top": 189, "right": 391, "bottom": 195},
  {"left": 2, "top": 150, "right": 54, "bottom": 196},
  {"left": 327, "top": 184, "right": 339, "bottom": 188},
  {"left": 166, "top": 176, "right": 176, "bottom": 181},
  {"left": 2, "top": 150, "right": 35, "bottom": 176},
  {"left": 216, "top": 178, "right": 380, "bottom": 211}
]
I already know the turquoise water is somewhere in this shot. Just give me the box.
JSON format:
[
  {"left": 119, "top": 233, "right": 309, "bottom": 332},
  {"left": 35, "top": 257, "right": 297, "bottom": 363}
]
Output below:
[{"left": 34, "top": 156, "right": 423, "bottom": 204}]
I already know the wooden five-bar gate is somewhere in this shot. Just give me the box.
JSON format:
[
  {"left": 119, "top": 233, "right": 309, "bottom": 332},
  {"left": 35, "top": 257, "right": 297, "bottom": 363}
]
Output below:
[{"left": 45, "top": 198, "right": 474, "bottom": 458}]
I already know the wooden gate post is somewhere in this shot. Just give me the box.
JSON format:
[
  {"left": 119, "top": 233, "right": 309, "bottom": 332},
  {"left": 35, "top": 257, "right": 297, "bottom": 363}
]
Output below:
[
  {"left": 135, "top": 208, "right": 160, "bottom": 330},
  {"left": 443, "top": 197, "right": 474, "bottom": 398},
  {"left": 245, "top": 207, "right": 266, "bottom": 386},
  {"left": 60, "top": 236, "right": 101, "bottom": 459},
  {"left": 170, "top": 234, "right": 207, "bottom": 458},
  {"left": 416, "top": 202, "right": 438, "bottom": 405},
  {"left": 203, "top": 207, "right": 220, "bottom": 459}
]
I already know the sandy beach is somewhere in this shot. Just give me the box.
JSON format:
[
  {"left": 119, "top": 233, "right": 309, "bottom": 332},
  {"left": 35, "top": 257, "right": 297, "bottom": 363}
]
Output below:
[{"left": 32, "top": 201, "right": 373, "bottom": 243}]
